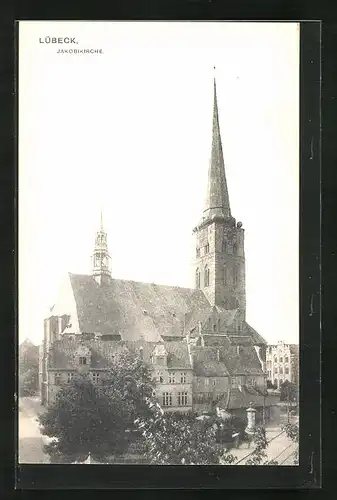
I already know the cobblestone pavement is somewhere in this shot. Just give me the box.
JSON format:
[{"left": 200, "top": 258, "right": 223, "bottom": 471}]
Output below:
[{"left": 18, "top": 397, "right": 49, "bottom": 464}]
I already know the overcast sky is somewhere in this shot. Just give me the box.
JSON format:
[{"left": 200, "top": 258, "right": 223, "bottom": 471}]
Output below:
[{"left": 19, "top": 21, "right": 299, "bottom": 346}]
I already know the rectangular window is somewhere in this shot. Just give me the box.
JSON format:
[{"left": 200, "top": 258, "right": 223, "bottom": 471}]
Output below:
[
  {"left": 285, "top": 367, "right": 289, "bottom": 375},
  {"left": 205, "top": 243, "right": 209, "bottom": 254},
  {"left": 280, "top": 357, "right": 283, "bottom": 363},
  {"left": 55, "top": 373, "right": 61, "bottom": 385},
  {"left": 274, "top": 367, "right": 278, "bottom": 374},
  {"left": 204, "top": 378, "right": 209, "bottom": 386},
  {"left": 162, "top": 392, "right": 172, "bottom": 406},
  {"left": 212, "top": 379, "right": 216, "bottom": 386},
  {"left": 79, "top": 357, "right": 87, "bottom": 365},
  {"left": 67, "top": 372, "right": 74, "bottom": 383},
  {"left": 156, "top": 371, "right": 164, "bottom": 383},
  {"left": 168, "top": 372, "right": 175, "bottom": 384},
  {"left": 92, "top": 372, "right": 100, "bottom": 383},
  {"left": 177, "top": 392, "right": 188, "bottom": 406},
  {"left": 232, "top": 377, "right": 239, "bottom": 387},
  {"left": 180, "top": 372, "right": 186, "bottom": 383}
]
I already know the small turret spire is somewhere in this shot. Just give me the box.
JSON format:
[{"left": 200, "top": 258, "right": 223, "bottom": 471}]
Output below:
[
  {"left": 92, "top": 208, "right": 111, "bottom": 285},
  {"left": 203, "top": 71, "right": 231, "bottom": 220}
]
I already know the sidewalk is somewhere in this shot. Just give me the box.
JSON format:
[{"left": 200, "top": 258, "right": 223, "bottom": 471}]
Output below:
[{"left": 18, "top": 397, "right": 49, "bottom": 463}]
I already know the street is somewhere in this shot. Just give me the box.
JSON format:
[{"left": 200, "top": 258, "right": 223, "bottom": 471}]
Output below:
[
  {"left": 18, "top": 397, "right": 49, "bottom": 464},
  {"left": 228, "top": 426, "right": 297, "bottom": 466}
]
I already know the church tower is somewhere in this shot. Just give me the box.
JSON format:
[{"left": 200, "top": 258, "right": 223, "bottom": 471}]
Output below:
[
  {"left": 92, "top": 209, "right": 111, "bottom": 285},
  {"left": 193, "top": 75, "right": 246, "bottom": 317}
]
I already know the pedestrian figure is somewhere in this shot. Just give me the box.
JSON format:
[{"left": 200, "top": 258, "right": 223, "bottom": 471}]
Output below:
[{"left": 232, "top": 432, "right": 240, "bottom": 449}]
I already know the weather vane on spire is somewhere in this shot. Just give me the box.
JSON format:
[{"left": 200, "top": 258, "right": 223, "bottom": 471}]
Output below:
[{"left": 100, "top": 207, "right": 104, "bottom": 232}]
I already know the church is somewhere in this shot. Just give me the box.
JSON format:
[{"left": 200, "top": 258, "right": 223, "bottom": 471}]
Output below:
[{"left": 39, "top": 77, "right": 279, "bottom": 422}]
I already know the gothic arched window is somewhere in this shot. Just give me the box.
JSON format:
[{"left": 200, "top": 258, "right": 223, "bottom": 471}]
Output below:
[
  {"left": 196, "top": 268, "right": 200, "bottom": 289},
  {"left": 204, "top": 265, "right": 210, "bottom": 287},
  {"left": 234, "top": 265, "right": 238, "bottom": 285},
  {"left": 233, "top": 243, "right": 237, "bottom": 254}
]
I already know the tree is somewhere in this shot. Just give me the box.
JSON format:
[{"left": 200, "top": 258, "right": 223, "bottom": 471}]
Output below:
[
  {"left": 280, "top": 381, "right": 298, "bottom": 403},
  {"left": 19, "top": 339, "right": 39, "bottom": 396},
  {"left": 100, "top": 349, "right": 155, "bottom": 430},
  {"left": 283, "top": 423, "right": 299, "bottom": 465},
  {"left": 19, "top": 366, "right": 39, "bottom": 396},
  {"left": 39, "top": 375, "right": 128, "bottom": 462},
  {"left": 135, "top": 400, "right": 236, "bottom": 465},
  {"left": 245, "top": 426, "right": 279, "bottom": 465},
  {"left": 266, "top": 380, "right": 277, "bottom": 390},
  {"left": 38, "top": 350, "right": 155, "bottom": 463}
]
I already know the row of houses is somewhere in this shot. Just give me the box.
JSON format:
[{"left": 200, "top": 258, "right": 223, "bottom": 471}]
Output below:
[{"left": 39, "top": 314, "right": 280, "bottom": 423}]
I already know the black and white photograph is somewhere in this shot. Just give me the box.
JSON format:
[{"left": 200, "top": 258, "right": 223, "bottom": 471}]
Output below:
[{"left": 18, "top": 21, "right": 300, "bottom": 467}]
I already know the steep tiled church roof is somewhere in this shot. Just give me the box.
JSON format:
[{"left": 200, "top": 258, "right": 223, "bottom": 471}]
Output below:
[
  {"left": 242, "top": 322, "right": 267, "bottom": 346},
  {"left": 69, "top": 273, "right": 210, "bottom": 342}
]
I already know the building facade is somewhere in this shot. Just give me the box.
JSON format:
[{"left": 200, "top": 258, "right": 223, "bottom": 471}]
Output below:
[
  {"left": 266, "top": 341, "right": 299, "bottom": 389},
  {"left": 39, "top": 77, "right": 273, "bottom": 418}
]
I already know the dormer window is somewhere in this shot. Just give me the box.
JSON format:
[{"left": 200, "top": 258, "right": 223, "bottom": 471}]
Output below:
[
  {"left": 54, "top": 372, "right": 61, "bottom": 386},
  {"left": 79, "top": 357, "right": 87, "bottom": 365}
]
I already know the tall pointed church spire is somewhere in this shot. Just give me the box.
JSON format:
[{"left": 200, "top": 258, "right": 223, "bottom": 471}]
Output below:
[
  {"left": 193, "top": 72, "right": 245, "bottom": 314},
  {"left": 203, "top": 71, "right": 231, "bottom": 221}
]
